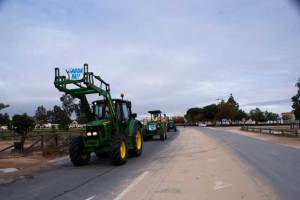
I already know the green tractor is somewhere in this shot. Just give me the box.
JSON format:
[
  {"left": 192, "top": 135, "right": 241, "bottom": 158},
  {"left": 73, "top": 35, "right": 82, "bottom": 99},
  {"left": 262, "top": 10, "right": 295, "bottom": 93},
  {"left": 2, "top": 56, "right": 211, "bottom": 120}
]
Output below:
[
  {"left": 54, "top": 64, "right": 143, "bottom": 166},
  {"left": 167, "top": 119, "right": 177, "bottom": 132},
  {"left": 142, "top": 110, "right": 167, "bottom": 141}
]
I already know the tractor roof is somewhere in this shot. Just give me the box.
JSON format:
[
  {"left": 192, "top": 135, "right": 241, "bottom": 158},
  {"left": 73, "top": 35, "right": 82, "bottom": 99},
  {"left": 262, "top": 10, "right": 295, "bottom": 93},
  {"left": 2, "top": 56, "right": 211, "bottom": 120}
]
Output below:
[
  {"left": 93, "top": 99, "right": 130, "bottom": 103},
  {"left": 148, "top": 110, "right": 162, "bottom": 114}
]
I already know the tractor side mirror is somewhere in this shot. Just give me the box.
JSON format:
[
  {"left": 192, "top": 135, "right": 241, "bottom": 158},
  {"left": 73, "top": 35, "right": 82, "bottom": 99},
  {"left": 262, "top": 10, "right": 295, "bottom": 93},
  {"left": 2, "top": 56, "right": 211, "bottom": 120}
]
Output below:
[{"left": 131, "top": 113, "right": 137, "bottom": 119}]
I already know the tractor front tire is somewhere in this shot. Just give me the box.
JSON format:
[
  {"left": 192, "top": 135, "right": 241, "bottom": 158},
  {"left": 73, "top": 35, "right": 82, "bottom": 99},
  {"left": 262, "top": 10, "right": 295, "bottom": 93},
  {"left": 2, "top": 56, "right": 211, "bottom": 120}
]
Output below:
[
  {"left": 111, "top": 134, "right": 128, "bottom": 165},
  {"left": 69, "top": 136, "right": 90, "bottom": 166},
  {"left": 129, "top": 125, "right": 143, "bottom": 157}
]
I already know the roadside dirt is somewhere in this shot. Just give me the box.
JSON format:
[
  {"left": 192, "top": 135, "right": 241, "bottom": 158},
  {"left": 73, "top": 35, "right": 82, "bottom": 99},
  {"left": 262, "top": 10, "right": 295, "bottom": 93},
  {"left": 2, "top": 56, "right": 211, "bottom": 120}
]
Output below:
[
  {"left": 0, "top": 151, "right": 67, "bottom": 185},
  {"left": 121, "top": 128, "right": 277, "bottom": 200},
  {"left": 220, "top": 127, "right": 300, "bottom": 150},
  {"left": 0, "top": 154, "right": 49, "bottom": 184}
]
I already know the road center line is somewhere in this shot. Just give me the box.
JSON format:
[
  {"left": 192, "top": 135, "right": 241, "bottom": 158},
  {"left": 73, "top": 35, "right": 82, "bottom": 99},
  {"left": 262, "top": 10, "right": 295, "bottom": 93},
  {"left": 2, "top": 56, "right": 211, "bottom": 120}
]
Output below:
[{"left": 113, "top": 171, "right": 150, "bottom": 200}]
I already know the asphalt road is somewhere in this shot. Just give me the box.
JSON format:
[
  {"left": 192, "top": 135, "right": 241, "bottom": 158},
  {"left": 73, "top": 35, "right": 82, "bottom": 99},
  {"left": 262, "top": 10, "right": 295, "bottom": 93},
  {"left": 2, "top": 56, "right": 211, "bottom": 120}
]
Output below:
[
  {"left": 201, "top": 127, "right": 300, "bottom": 200},
  {"left": 1, "top": 127, "right": 299, "bottom": 200},
  {"left": 0, "top": 131, "right": 181, "bottom": 200}
]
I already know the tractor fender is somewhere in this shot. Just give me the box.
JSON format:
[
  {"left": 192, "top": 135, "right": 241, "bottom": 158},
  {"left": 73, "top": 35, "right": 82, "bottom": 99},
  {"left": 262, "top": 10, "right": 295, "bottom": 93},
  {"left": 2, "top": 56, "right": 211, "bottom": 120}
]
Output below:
[{"left": 128, "top": 119, "right": 142, "bottom": 137}]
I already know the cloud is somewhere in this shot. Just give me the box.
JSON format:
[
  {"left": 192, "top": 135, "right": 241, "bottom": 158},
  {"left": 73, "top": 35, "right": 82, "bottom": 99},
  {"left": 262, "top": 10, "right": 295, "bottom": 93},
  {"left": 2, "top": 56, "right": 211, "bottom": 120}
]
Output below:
[{"left": 0, "top": 0, "right": 299, "bottom": 116}]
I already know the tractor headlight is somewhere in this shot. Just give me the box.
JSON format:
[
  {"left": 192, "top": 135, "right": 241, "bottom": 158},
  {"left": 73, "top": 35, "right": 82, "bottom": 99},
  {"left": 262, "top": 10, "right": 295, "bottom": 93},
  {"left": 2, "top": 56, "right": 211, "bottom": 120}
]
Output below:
[
  {"left": 92, "top": 131, "right": 98, "bottom": 136},
  {"left": 86, "top": 132, "right": 92, "bottom": 136}
]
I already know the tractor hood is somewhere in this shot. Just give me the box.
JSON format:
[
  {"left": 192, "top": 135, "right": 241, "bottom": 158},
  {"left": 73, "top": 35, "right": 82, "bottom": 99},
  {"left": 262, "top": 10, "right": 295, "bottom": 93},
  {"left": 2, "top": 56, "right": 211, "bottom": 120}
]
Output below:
[{"left": 86, "top": 119, "right": 111, "bottom": 127}]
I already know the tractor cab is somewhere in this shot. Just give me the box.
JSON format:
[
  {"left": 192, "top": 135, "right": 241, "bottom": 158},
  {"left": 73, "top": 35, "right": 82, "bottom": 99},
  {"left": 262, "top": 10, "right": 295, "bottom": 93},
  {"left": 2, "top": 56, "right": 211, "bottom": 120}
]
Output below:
[
  {"left": 149, "top": 110, "right": 162, "bottom": 122},
  {"left": 92, "top": 99, "right": 135, "bottom": 121}
]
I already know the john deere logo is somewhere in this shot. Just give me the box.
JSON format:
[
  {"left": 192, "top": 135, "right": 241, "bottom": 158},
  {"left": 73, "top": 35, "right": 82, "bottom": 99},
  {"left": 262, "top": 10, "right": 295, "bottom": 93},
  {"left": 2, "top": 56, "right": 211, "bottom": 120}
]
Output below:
[{"left": 66, "top": 68, "right": 83, "bottom": 80}]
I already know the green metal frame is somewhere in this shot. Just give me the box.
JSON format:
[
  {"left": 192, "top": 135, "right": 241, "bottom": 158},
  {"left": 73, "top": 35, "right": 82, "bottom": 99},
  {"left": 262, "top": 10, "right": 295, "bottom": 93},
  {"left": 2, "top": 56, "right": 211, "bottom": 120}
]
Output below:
[
  {"left": 54, "top": 64, "right": 142, "bottom": 156},
  {"left": 54, "top": 64, "right": 120, "bottom": 134}
]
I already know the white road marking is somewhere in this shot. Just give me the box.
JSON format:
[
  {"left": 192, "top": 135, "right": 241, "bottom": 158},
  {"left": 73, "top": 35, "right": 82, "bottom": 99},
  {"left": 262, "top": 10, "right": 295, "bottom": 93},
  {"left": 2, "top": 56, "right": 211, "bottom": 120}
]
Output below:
[
  {"left": 213, "top": 181, "right": 232, "bottom": 191},
  {"left": 113, "top": 171, "right": 150, "bottom": 200},
  {"left": 85, "top": 195, "right": 96, "bottom": 200}
]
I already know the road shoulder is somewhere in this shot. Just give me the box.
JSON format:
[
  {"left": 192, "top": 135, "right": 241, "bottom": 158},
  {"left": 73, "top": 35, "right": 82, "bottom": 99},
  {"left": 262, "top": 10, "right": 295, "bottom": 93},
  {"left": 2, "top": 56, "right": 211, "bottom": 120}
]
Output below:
[
  {"left": 116, "top": 128, "right": 277, "bottom": 200},
  {"left": 218, "top": 127, "right": 300, "bottom": 150}
]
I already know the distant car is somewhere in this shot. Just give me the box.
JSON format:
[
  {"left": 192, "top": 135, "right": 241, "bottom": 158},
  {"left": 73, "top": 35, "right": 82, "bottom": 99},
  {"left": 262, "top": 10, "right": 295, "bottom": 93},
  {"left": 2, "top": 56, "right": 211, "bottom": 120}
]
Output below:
[{"left": 199, "top": 123, "right": 207, "bottom": 127}]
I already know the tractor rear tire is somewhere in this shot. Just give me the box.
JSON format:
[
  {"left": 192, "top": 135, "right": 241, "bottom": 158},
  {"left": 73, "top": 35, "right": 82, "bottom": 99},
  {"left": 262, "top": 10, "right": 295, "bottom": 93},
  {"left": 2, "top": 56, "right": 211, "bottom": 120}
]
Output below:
[
  {"left": 129, "top": 125, "right": 143, "bottom": 157},
  {"left": 111, "top": 134, "right": 128, "bottom": 165},
  {"left": 69, "top": 136, "right": 90, "bottom": 166}
]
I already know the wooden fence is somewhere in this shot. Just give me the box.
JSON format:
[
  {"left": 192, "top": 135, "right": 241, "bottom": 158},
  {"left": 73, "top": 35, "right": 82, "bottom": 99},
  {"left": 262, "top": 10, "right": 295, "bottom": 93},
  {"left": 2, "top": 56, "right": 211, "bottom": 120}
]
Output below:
[
  {"left": 0, "top": 131, "right": 83, "bottom": 155},
  {"left": 241, "top": 126, "right": 299, "bottom": 137}
]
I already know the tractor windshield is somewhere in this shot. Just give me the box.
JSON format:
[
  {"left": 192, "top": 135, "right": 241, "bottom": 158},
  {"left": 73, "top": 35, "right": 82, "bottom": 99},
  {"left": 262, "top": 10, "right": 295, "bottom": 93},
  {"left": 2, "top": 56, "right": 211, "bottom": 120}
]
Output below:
[
  {"left": 151, "top": 114, "right": 159, "bottom": 121},
  {"left": 93, "top": 102, "right": 111, "bottom": 119}
]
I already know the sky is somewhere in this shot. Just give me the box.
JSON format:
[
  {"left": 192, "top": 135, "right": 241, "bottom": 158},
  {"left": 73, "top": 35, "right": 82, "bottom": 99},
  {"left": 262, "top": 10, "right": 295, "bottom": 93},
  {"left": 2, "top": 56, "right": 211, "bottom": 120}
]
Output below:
[{"left": 0, "top": 0, "right": 299, "bottom": 117}]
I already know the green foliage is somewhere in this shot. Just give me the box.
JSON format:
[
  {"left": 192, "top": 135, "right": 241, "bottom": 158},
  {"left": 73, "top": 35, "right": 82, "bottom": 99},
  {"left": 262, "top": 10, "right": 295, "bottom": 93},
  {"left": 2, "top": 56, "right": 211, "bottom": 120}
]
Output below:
[
  {"left": 264, "top": 111, "right": 279, "bottom": 121},
  {"left": 60, "top": 94, "right": 78, "bottom": 117},
  {"left": 249, "top": 108, "right": 266, "bottom": 123},
  {"left": 291, "top": 78, "right": 300, "bottom": 120},
  {"left": 216, "top": 102, "right": 237, "bottom": 122},
  {"left": 12, "top": 113, "right": 35, "bottom": 152},
  {"left": 227, "top": 94, "right": 239, "bottom": 108},
  {"left": 47, "top": 105, "right": 71, "bottom": 130},
  {"left": 12, "top": 114, "right": 35, "bottom": 135},
  {"left": 35, "top": 105, "right": 48, "bottom": 124},
  {"left": 185, "top": 94, "right": 248, "bottom": 124},
  {"left": 0, "top": 113, "right": 10, "bottom": 126},
  {"left": 185, "top": 107, "right": 203, "bottom": 122},
  {"left": 236, "top": 110, "right": 248, "bottom": 121},
  {"left": 202, "top": 104, "right": 218, "bottom": 121}
]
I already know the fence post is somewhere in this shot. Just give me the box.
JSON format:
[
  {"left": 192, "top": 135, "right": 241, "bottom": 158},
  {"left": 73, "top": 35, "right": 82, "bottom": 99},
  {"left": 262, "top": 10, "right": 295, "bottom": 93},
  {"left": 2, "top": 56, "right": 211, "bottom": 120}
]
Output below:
[
  {"left": 41, "top": 135, "right": 44, "bottom": 150},
  {"left": 68, "top": 132, "right": 71, "bottom": 144},
  {"left": 55, "top": 135, "right": 58, "bottom": 147}
]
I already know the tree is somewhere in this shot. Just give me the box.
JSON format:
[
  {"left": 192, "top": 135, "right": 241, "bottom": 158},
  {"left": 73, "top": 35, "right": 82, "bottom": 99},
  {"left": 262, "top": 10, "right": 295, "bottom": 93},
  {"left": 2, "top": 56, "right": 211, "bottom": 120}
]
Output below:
[
  {"left": 202, "top": 104, "right": 218, "bottom": 121},
  {"left": 35, "top": 105, "right": 48, "bottom": 124},
  {"left": 172, "top": 116, "right": 185, "bottom": 124},
  {"left": 291, "top": 78, "right": 300, "bottom": 120},
  {"left": 0, "top": 113, "right": 10, "bottom": 126},
  {"left": 265, "top": 111, "right": 279, "bottom": 122},
  {"left": 185, "top": 107, "right": 203, "bottom": 122},
  {"left": 236, "top": 110, "right": 248, "bottom": 122},
  {"left": 0, "top": 103, "right": 9, "bottom": 111},
  {"left": 249, "top": 108, "right": 266, "bottom": 124},
  {"left": 51, "top": 105, "right": 71, "bottom": 130},
  {"left": 60, "top": 94, "right": 78, "bottom": 117},
  {"left": 0, "top": 102, "right": 10, "bottom": 126},
  {"left": 227, "top": 93, "right": 239, "bottom": 108},
  {"left": 12, "top": 113, "right": 35, "bottom": 152},
  {"left": 74, "top": 101, "right": 90, "bottom": 124}
]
